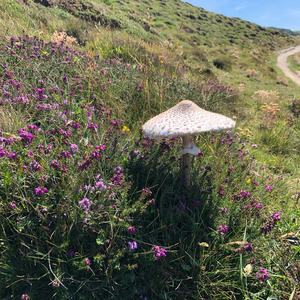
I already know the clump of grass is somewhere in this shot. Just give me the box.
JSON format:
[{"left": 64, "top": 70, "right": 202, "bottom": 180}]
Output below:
[
  {"left": 252, "top": 90, "right": 280, "bottom": 103},
  {"left": 0, "top": 107, "right": 28, "bottom": 133}
]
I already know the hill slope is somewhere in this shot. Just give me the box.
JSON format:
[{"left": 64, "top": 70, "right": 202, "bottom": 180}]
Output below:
[{"left": 31, "top": 0, "right": 294, "bottom": 49}]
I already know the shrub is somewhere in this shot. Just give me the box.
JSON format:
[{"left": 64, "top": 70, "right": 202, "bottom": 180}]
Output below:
[{"left": 213, "top": 57, "right": 232, "bottom": 71}]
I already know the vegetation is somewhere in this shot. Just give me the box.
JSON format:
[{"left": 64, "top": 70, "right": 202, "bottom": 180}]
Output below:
[
  {"left": 0, "top": 0, "right": 299, "bottom": 299},
  {"left": 288, "top": 52, "right": 300, "bottom": 73}
]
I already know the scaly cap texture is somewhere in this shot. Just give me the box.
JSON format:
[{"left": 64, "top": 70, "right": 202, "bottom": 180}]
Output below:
[{"left": 142, "top": 100, "right": 236, "bottom": 138}]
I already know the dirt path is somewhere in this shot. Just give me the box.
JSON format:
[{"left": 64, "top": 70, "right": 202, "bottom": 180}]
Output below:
[{"left": 277, "top": 45, "right": 300, "bottom": 85}]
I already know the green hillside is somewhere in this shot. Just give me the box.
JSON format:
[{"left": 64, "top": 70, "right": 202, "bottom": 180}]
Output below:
[{"left": 0, "top": 1, "right": 299, "bottom": 299}]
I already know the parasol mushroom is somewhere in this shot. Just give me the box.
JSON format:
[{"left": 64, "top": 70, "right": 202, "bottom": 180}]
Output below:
[{"left": 142, "top": 100, "right": 236, "bottom": 188}]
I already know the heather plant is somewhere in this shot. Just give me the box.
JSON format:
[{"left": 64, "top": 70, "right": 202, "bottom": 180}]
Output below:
[{"left": 0, "top": 35, "right": 299, "bottom": 300}]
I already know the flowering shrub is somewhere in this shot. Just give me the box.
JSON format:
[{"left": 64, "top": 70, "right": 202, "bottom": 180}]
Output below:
[{"left": 0, "top": 36, "right": 298, "bottom": 299}]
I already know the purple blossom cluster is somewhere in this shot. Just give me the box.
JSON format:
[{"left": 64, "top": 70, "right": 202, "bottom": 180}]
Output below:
[
  {"left": 217, "top": 224, "right": 229, "bottom": 235},
  {"left": 127, "top": 226, "right": 137, "bottom": 234},
  {"left": 128, "top": 241, "right": 138, "bottom": 251},
  {"left": 152, "top": 245, "right": 167, "bottom": 260},
  {"left": 261, "top": 211, "right": 282, "bottom": 234},
  {"left": 243, "top": 200, "right": 264, "bottom": 213},
  {"left": 256, "top": 267, "right": 270, "bottom": 283},
  {"left": 79, "top": 198, "right": 92, "bottom": 212},
  {"left": 18, "top": 128, "right": 34, "bottom": 144},
  {"left": 34, "top": 186, "right": 48, "bottom": 196},
  {"left": 111, "top": 166, "right": 124, "bottom": 186}
]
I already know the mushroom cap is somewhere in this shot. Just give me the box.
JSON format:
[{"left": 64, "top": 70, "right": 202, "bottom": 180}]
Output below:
[{"left": 142, "top": 100, "right": 236, "bottom": 138}]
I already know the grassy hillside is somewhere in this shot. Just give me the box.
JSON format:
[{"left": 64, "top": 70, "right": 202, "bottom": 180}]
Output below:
[
  {"left": 0, "top": 1, "right": 299, "bottom": 299},
  {"left": 31, "top": 0, "right": 295, "bottom": 48},
  {"left": 1, "top": 0, "right": 297, "bottom": 67}
]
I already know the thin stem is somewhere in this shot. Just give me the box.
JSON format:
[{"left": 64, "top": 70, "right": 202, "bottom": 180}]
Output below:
[{"left": 182, "top": 135, "right": 192, "bottom": 188}]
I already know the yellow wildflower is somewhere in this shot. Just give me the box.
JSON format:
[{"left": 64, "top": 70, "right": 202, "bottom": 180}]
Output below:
[
  {"left": 122, "top": 125, "right": 130, "bottom": 133},
  {"left": 245, "top": 178, "right": 251, "bottom": 185}
]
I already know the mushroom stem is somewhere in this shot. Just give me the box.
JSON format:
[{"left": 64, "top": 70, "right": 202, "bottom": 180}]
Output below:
[{"left": 182, "top": 135, "right": 193, "bottom": 188}]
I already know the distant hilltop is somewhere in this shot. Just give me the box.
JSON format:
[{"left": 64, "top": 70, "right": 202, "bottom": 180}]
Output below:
[{"left": 268, "top": 27, "right": 300, "bottom": 36}]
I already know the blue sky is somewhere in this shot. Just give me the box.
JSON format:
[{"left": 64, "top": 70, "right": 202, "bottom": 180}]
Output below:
[{"left": 186, "top": 1, "right": 300, "bottom": 30}]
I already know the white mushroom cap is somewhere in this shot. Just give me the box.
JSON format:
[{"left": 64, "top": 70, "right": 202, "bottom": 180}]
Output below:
[{"left": 142, "top": 100, "right": 236, "bottom": 138}]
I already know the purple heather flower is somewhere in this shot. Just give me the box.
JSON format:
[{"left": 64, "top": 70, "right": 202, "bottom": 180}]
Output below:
[
  {"left": 96, "top": 144, "right": 106, "bottom": 151},
  {"left": 95, "top": 180, "right": 107, "bottom": 191},
  {"left": 70, "top": 121, "right": 81, "bottom": 129},
  {"left": 254, "top": 202, "right": 264, "bottom": 210},
  {"left": 91, "top": 149, "right": 101, "bottom": 160},
  {"left": 87, "top": 123, "right": 98, "bottom": 131},
  {"left": 7, "top": 152, "right": 17, "bottom": 160},
  {"left": 59, "top": 129, "right": 72, "bottom": 138},
  {"left": 127, "top": 226, "right": 137, "bottom": 234},
  {"left": 84, "top": 258, "right": 91, "bottom": 266},
  {"left": 29, "top": 160, "right": 41, "bottom": 172},
  {"left": 61, "top": 151, "right": 71, "bottom": 159},
  {"left": 217, "top": 224, "right": 229, "bottom": 235},
  {"left": 9, "top": 201, "right": 17, "bottom": 210},
  {"left": 243, "top": 242, "right": 253, "bottom": 252},
  {"left": 21, "top": 294, "right": 30, "bottom": 300},
  {"left": 152, "top": 245, "right": 167, "bottom": 260},
  {"left": 218, "top": 185, "right": 225, "bottom": 197},
  {"left": 34, "top": 186, "right": 48, "bottom": 196},
  {"left": 35, "top": 87, "right": 48, "bottom": 100},
  {"left": 70, "top": 143, "right": 79, "bottom": 154},
  {"left": 0, "top": 147, "right": 7, "bottom": 157},
  {"left": 27, "top": 124, "right": 40, "bottom": 131},
  {"left": 239, "top": 190, "right": 252, "bottom": 198},
  {"left": 265, "top": 185, "right": 273, "bottom": 192},
  {"left": 271, "top": 211, "right": 281, "bottom": 222},
  {"left": 243, "top": 201, "right": 264, "bottom": 212},
  {"left": 50, "top": 160, "right": 60, "bottom": 170},
  {"left": 63, "top": 74, "right": 68, "bottom": 83},
  {"left": 110, "top": 119, "right": 122, "bottom": 127},
  {"left": 256, "top": 267, "right": 270, "bottom": 283},
  {"left": 111, "top": 166, "right": 124, "bottom": 186},
  {"left": 18, "top": 128, "right": 34, "bottom": 144},
  {"left": 27, "top": 150, "right": 34, "bottom": 158},
  {"left": 128, "top": 240, "right": 138, "bottom": 251},
  {"left": 79, "top": 197, "right": 91, "bottom": 211},
  {"left": 114, "top": 166, "right": 123, "bottom": 174}
]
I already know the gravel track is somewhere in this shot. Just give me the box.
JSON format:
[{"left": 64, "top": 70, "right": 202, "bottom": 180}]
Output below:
[{"left": 277, "top": 45, "right": 300, "bottom": 85}]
